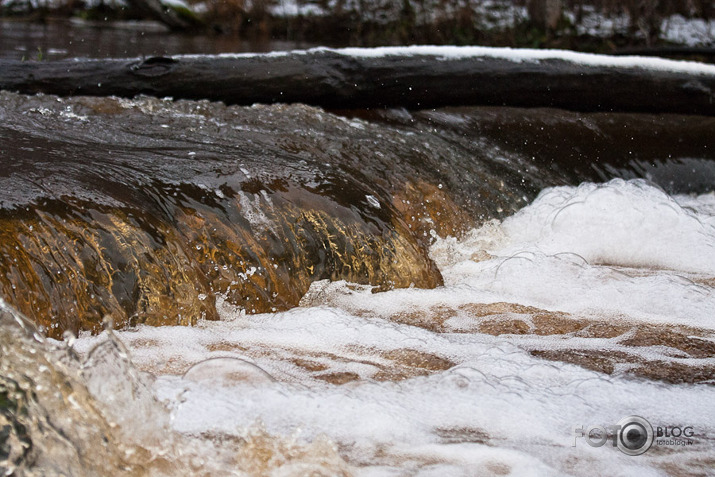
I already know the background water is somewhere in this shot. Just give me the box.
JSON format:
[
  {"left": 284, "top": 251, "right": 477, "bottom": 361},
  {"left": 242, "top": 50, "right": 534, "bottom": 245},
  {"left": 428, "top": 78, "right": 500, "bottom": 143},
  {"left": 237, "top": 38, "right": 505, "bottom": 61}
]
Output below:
[{"left": 0, "top": 20, "right": 317, "bottom": 60}]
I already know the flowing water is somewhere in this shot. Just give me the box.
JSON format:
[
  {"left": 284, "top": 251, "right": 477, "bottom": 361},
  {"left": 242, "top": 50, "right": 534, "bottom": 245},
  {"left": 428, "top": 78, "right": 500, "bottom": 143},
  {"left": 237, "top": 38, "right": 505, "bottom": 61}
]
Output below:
[{"left": 1, "top": 88, "right": 714, "bottom": 475}]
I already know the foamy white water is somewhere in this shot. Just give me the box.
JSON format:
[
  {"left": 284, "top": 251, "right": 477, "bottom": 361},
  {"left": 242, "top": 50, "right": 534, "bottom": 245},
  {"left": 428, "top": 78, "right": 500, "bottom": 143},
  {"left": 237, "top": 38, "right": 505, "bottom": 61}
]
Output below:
[{"left": 72, "top": 179, "right": 715, "bottom": 475}]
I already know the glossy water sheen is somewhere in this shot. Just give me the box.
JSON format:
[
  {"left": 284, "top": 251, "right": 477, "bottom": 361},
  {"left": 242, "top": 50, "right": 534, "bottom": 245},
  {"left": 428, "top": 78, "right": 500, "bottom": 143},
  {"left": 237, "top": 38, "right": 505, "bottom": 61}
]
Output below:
[{"left": 0, "top": 88, "right": 714, "bottom": 476}]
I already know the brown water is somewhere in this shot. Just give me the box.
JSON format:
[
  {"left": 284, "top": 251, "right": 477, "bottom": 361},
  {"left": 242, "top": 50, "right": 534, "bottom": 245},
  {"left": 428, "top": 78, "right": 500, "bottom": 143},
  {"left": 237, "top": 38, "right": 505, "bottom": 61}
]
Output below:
[{"left": 1, "top": 91, "right": 714, "bottom": 338}]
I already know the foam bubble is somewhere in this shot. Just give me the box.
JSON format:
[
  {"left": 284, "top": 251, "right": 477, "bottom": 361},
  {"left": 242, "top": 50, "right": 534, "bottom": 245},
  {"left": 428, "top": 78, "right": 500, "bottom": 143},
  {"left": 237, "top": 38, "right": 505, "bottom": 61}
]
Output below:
[{"left": 496, "top": 179, "right": 715, "bottom": 274}]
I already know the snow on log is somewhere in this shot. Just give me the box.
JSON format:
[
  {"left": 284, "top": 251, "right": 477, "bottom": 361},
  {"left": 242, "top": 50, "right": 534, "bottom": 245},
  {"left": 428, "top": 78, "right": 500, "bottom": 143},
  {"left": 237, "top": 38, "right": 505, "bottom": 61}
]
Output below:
[{"left": 1, "top": 46, "right": 714, "bottom": 114}]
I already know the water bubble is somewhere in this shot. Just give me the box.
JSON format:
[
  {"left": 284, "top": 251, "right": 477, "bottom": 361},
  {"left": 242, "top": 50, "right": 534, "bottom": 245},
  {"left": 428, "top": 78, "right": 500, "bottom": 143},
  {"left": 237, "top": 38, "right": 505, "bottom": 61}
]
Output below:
[{"left": 182, "top": 357, "right": 276, "bottom": 388}]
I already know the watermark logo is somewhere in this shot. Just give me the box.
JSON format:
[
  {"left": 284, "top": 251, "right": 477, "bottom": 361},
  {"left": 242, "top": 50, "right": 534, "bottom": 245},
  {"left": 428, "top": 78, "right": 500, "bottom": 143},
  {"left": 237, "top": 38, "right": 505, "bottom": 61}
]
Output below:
[
  {"left": 574, "top": 416, "right": 697, "bottom": 455},
  {"left": 616, "top": 416, "right": 654, "bottom": 456},
  {"left": 573, "top": 415, "right": 655, "bottom": 456},
  {"left": 655, "top": 425, "right": 695, "bottom": 447}
]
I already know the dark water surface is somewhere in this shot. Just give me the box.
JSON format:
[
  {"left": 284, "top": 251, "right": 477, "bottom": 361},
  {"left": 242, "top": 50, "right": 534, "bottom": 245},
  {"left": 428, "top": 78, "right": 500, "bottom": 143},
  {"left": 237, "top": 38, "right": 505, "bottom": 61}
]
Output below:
[{"left": 0, "top": 20, "right": 316, "bottom": 60}]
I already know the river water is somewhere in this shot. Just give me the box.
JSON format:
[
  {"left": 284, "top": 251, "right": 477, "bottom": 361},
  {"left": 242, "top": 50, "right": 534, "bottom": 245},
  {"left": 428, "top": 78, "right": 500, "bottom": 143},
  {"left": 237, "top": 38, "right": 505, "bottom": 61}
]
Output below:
[
  {"left": 0, "top": 20, "right": 317, "bottom": 60},
  {"left": 0, "top": 33, "right": 714, "bottom": 476}
]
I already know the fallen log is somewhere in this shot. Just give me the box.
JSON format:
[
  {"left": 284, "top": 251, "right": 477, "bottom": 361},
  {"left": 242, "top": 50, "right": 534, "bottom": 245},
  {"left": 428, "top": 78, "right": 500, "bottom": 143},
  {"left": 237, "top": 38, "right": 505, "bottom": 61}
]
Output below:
[
  {"left": 613, "top": 47, "right": 715, "bottom": 63},
  {"left": 1, "top": 46, "right": 714, "bottom": 114}
]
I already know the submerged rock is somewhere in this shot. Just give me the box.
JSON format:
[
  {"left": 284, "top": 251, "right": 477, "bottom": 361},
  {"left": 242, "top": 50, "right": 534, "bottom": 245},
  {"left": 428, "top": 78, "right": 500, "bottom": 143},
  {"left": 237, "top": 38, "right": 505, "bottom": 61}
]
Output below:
[{"left": 0, "top": 91, "right": 713, "bottom": 336}]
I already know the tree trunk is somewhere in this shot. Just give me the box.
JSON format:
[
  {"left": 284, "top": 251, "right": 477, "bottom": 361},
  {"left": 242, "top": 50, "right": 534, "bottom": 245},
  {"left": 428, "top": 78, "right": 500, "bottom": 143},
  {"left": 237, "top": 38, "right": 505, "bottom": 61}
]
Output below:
[
  {"left": 124, "top": 0, "right": 197, "bottom": 31},
  {"left": 1, "top": 49, "right": 714, "bottom": 115},
  {"left": 528, "top": 0, "right": 562, "bottom": 31}
]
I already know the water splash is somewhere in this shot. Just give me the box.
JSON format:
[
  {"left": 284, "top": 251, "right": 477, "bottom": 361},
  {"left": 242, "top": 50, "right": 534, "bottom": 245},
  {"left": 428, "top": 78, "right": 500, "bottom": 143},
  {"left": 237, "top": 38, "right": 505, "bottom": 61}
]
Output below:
[
  {"left": 0, "top": 299, "right": 151, "bottom": 476},
  {"left": 2, "top": 92, "right": 714, "bottom": 337},
  {"left": 0, "top": 299, "right": 353, "bottom": 476}
]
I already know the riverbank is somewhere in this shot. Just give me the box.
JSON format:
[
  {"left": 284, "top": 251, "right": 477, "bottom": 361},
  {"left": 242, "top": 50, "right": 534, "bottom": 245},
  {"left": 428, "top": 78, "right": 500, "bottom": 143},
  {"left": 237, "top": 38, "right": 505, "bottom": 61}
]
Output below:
[{"left": 2, "top": 0, "right": 714, "bottom": 56}]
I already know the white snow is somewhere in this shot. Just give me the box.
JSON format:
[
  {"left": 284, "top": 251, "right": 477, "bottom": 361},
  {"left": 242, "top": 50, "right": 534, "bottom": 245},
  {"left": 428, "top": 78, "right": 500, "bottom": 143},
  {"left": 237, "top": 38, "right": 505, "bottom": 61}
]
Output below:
[
  {"left": 662, "top": 15, "right": 715, "bottom": 47},
  {"left": 175, "top": 45, "right": 715, "bottom": 76},
  {"left": 572, "top": 7, "right": 715, "bottom": 47},
  {"left": 329, "top": 45, "right": 715, "bottom": 74},
  {"left": 270, "top": 0, "right": 326, "bottom": 17}
]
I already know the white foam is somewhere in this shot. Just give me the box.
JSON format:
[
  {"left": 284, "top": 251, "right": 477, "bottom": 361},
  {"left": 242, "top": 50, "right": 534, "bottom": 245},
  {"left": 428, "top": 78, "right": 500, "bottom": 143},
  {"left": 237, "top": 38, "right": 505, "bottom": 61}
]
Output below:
[
  {"left": 70, "top": 178, "right": 715, "bottom": 475},
  {"left": 444, "top": 252, "right": 715, "bottom": 328},
  {"left": 675, "top": 190, "right": 715, "bottom": 216},
  {"left": 429, "top": 179, "right": 715, "bottom": 327},
  {"left": 113, "top": 303, "right": 714, "bottom": 475},
  {"left": 495, "top": 179, "right": 715, "bottom": 274}
]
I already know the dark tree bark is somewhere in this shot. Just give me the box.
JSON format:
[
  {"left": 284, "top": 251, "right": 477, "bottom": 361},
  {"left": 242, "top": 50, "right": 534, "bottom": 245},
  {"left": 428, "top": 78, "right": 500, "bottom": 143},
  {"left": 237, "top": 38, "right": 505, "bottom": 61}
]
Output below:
[
  {"left": 613, "top": 47, "right": 715, "bottom": 62},
  {"left": 1, "top": 50, "right": 714, "bottom": 115},
  {"left": 527, "top": 0, "right": 563, "bottom": 31}
]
